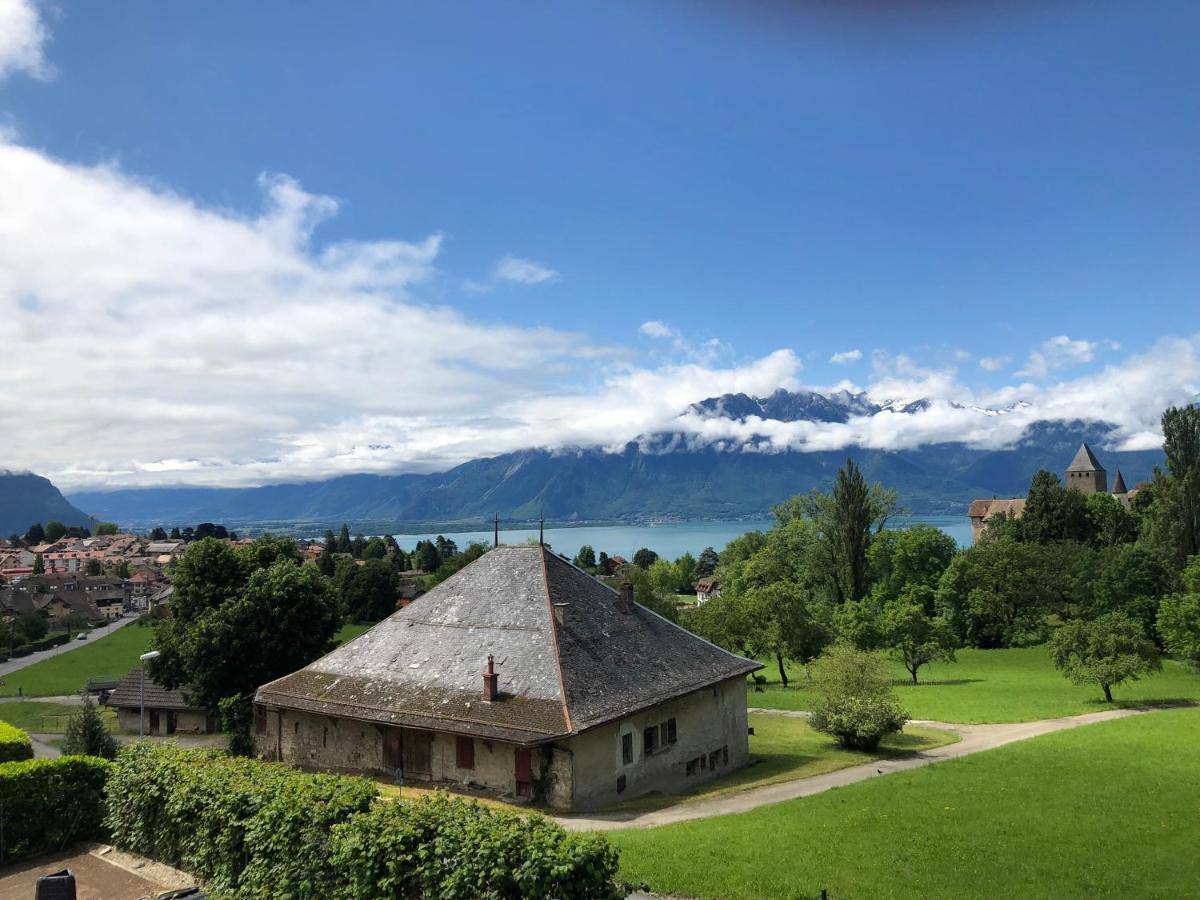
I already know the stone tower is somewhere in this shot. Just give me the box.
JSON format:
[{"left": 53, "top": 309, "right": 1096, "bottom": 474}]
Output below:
[{"left": 1066, "top": 442, "right": 1107, "bottom": 494}]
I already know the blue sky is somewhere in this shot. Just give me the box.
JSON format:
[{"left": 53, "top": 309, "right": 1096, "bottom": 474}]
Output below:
[{"left": 0, "top": 1, "right": 1197, "bottom": 486}]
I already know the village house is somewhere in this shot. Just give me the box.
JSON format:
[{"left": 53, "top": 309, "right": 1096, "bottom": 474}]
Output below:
[
  {"left": 968, "top": 442, "right": 1139, "bottom": 542},
  {"left": 254, "top": 544, "right": 760, "bottom": 811},
  {"left": 108, "top": 667, "right": 217, "bottom": 735},
  {"left": 694, "top": 577, "right": 721, "bottom": 605}
]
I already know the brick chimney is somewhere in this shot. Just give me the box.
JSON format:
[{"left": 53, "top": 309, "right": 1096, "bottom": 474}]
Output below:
[
  {"left": 616, "top": 581, "right": 634, "bottom": 613},
  {"left": 483, "top": 654, "right": 499, "bottom": 701}
]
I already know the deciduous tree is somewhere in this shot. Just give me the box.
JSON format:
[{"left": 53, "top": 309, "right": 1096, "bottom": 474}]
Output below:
[{"left": 1051, "top": 612, "right": 1159, "bottom": 702}]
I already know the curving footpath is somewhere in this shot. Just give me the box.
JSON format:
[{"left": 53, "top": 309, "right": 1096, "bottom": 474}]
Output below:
[{"left": 556, "top": 707, "right": 1158, "bottom": 832}]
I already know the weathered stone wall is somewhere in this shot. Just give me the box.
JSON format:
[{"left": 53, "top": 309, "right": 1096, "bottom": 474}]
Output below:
[
  {"left": 115, "top": 707, "right": 211, "bottom": 735},
  {"left": 565, "top": 675, "right": 750, "bottom": 810},
  {"left": 254, "top": 707, "right": 563, "bottom": 803},
  {"left": 254, "top": 677, "right": 748, "bottom": 811}
]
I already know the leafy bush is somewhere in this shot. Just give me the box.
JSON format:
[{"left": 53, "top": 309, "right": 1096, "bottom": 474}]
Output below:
[
  {"left": 105, "top": 742, "right": 377, "bottom": 897},
  {"left": 106, "top": 744, "right": 624, "bottom": 899},
  {"left": 0, "top": 721, "right": 33, "bottom": 762},
  {"left": 808, "top": 643, "right": 909, "bottom": 751},
  {"left": 330, "top": 792, "right": 623, "bottom": 900},
  {"left": 0, "top": 756, "right": 112, "bottom": 863},
  {"left": 218, "top": 694, "right": 253, "bottom": 756}
]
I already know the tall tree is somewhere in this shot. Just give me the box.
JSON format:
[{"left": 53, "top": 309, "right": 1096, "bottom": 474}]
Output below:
[
  {"left": 803, "top": 460, "right": 897, "bottom": 603},
  {"left": 1021, "top": 470, "right": 1091, "bottom": 544},
  {"left": 633, "top": 548, "right": 659, "bottom": 570},
  {"left": 882, "top": 585, "right": 957, "bottom": 684},
  {"left": 573, "top": 545, "right": 597, "bottom": 570},
  {"left": 149, "top": 527, "right": 168, "bottom": 541},
  {"left": 95, "top": 522, "right": 119, "bottom": 536},
  {"left": 1153, "top": 405, "right": 1200, "bottom": 564},
  {"left": 336, "top": 523, "right": 352, "bottom": 554},
  {"left": 24, "top": 523, "right": 44, "bottom": 544},
  {"left": 32, "top": 552, "right": 44, "bottom": 575},
  {"left": 339, "top": 558, "right": 400, "bottom": 622},
  {"left": 44, "top": 521, "right": 66, "bottom": 543},
  {"left": 696, "top": 546, "right": 720, "bottom": 579}
]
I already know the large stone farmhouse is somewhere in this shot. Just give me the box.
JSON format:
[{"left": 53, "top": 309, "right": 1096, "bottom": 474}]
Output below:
[{"left": 254, "top": 544, "right": 761, "bottom": 810}]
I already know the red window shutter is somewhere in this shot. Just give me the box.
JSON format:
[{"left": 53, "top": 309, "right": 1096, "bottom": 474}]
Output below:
[{"left": 456, "top": 735, "right": 475, "bottom": 770}]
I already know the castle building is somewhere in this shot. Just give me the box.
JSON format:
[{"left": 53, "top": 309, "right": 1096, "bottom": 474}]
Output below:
[
  {"left": 968, "top": 442, "right": 1135, "bottom": 543},
  {"left": 1066, "top": 443, "right": 1107, "bottom": 494}
]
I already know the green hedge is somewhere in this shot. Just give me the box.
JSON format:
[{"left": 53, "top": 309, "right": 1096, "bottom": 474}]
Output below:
[
  {"left": 29, "top": 633, "right": 72, "bottom": 652},
  {"left": 105, "top": 743, "right": 377, "bottom": 897},
  {"left": 0, "top": 722, "right": 33, "bottom": 762},
  {"left": 330, "top": 792, "right": 623, "bottom": 900},
  {"left": 0, "top": 756, "right": 113, "bottom": 863},
  {"left": 106, "top": 743, "right": 623, "bottom": 899}
]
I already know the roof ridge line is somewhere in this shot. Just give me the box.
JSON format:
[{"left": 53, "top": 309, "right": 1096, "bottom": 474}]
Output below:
[{"left": 539, "top": 547, "right": 575, "bottom": 734}]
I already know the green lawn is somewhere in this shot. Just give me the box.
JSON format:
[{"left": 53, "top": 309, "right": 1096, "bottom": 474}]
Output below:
[
  {"left": 0, "top": 700, "right": 118, "bottom": 734},
  {"left": 0, "top": 623, "right": 155, "bottom": 698},
  {"left": 611, "top": 707, "right": 1200, "bottom": 899},
  {"left": 607, "top": 713, "right": 956, "bottom": 812},
  {"left": 752, "top": 646, "right": 1200, "bottom": 723},
  {"left": 335, "top": 621, "right": 374, "bottom": 645}
]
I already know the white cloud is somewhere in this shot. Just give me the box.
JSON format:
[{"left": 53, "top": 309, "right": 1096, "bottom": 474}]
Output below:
[
  {"left": 0, "top": 138, "right": 1192, "bottom": 491},
  {"left": 492, "top": 255, "right": 559, "bottom": 285},
  {"left": 1016, "top": 335, "right": 1097, "bottom": 378},
  {"left": 0, "top": 137, "right": 803, "bottom": 488},
  {"left": 829, "top": 348, "right": 863, "bottom": 365},
  {"left": 0, "top": 0, "right": 50, "bottom": 81},
  {"left": 978, "top": 355, "right": 1011, "bottom": 372},
  {"left": 639, "top": 320, "right": 678, "bottom": 340}
]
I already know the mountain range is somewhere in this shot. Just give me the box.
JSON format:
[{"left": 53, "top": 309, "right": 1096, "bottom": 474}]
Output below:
[
  {"left": 0, "top": 471, "right": 96, "bottom": 536},
  {"left": 55, "top": 389, "right": 1165, "bottom": 532}
]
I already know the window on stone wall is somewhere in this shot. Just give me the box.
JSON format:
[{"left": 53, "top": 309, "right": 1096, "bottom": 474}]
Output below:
[
  {"left": 622, "top": 732, "right": 633, "bottom": 765},
  {"left": 456, "top": 735, "right": 475, "bottom": 770},
  {"left": 643, "top": 726, "right": 659, "bottom": 756},
  {"left": 667, "top": 718, "right": 677, "bottom": 744},
  {"left": 254, "top": 705, "right": 266, "bottom": 735}
]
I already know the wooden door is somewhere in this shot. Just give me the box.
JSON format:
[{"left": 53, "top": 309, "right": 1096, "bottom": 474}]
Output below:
[
  {"left": 515, "top": 748, "right": 532, "bottom": 797},
  {"left": 383, "top": 727, "right": 402, "bottom": 771},
  {"left": 149, "top": 710, "right": 160, "bottom": 734},
  {"left": 167, "top": 711, "right": 177, "bottom": 734},
  {"left": 402, "top": 729, "right": 432, "bottom": 778}
]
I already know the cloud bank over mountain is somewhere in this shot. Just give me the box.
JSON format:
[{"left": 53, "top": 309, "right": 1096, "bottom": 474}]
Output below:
[{"left": 1, "top": 135, "right": 1197, "bottom": 489}]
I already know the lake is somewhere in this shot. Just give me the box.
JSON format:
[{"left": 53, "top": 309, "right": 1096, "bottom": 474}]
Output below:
[{"left": 392, "top": 515, "right": 972, "bottom": 561}]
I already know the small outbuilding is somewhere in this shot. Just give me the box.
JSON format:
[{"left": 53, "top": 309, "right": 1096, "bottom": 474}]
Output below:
[
  {"left": 254, "top": 544, "right": 761, "bottom": 810},
  {"left": 108, "top": 667, "right": 216, "bottom": 735}
]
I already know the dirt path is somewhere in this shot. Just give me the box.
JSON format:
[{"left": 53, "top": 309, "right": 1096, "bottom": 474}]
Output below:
[{"left": 556, "top": 707, "right": 1154, "bottom": 832}]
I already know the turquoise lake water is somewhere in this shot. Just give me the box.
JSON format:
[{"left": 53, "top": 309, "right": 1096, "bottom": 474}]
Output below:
[{"left": 393, "top": 515, "right": 972, "bottom": 560}]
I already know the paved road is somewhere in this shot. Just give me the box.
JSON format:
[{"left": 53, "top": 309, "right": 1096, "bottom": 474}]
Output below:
[
  {"left": 556, "top": 707, "right": 1157, "bottom": 831},
  {"left": 0, "top": 614, "right": 138, "bottom": 680}
]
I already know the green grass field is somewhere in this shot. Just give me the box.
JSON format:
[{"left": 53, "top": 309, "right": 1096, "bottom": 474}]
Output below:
[
  {"left": 0, "top": 623, "right": 156, "bottom": 698},
  {"left": 752, "top": 646, "right": 1200, "bottom": 723},
  {"left": 0, "top": 700, "right": 118, "bottom": 734},
  {"left": 611, "top": 707, "right": 1200, "bottom": 899},
  {"left": 335, "top": 621, "right": 374, "bottom": 644},
  {"left": 609, "top": 713, "right": 956, "bottom": 811}
]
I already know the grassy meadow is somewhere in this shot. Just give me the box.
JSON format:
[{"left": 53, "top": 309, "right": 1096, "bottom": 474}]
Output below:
[
  {"left": 610, "top": 707, "right": 1200, "bottom": 899},
  {"left": 0, "top": 699, "right": 118, "bottom": 734},
  {"left": 607, "top": 712, "right": 955, "bottom": 812},
  {"left": 0, "top": 623, "right": 156, "bottom": 697},
  {"left": 751, "top": 646, "right": 1200, "bottom": 723}
]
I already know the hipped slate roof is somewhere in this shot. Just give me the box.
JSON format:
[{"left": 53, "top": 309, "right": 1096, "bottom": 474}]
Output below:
[
  {"left": 1067, "top": 442, "right": 1105, "bottom": 473},
  {"left": 256, "top": 545, "right": 760, "bottom": 746},
  {"left": 109, "top": 667, "right": 205, "bottom": 712}
]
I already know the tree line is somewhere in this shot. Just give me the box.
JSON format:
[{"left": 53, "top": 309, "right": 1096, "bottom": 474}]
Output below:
[{"left": 686, "top": 404, "right": 1200, "bottom": 702}]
